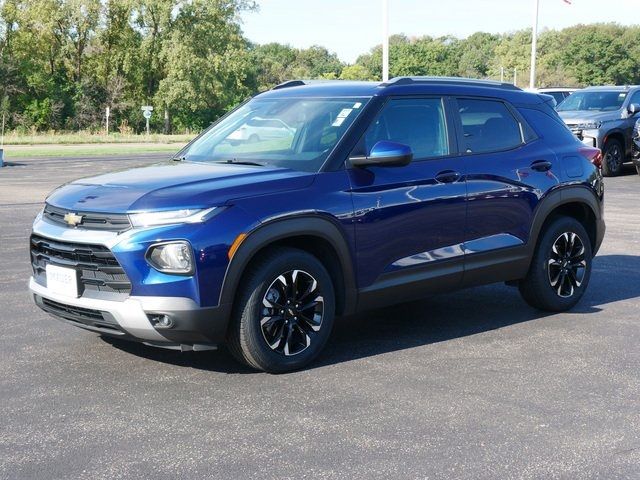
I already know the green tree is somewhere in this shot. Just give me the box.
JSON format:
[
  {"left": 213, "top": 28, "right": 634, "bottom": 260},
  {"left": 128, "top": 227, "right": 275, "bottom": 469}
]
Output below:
[
  {"left": 339, "top": 64, "right": 374, "bottom": 81},
  {"left": 154, "top": 0, "right": 256, "bottom": 130},
  {"left": 458, "top": 32, "right": 499, "bottom": 78}
]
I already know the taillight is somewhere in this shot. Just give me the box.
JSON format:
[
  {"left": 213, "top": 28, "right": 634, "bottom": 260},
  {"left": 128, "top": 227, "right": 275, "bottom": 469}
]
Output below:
[{"left": 579, "top": 146, "right": 602, "bottom": 169}]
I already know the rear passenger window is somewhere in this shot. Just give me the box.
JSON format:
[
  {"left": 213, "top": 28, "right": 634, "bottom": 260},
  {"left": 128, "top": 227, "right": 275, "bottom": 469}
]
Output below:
[
  {"left": 457, "top": 99, "right": 524, "bottom": 154},
  {"left": 364, "top": 98, "right": 449, "bottom": 160}
]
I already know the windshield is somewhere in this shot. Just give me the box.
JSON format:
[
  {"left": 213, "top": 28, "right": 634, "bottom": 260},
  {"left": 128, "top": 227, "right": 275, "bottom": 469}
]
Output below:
[
  {"left": 557, "top": 90, "right": 627, "bottom": 112},
  {"left": 181, "top": 96, "right": 369, "bottom": 172}
]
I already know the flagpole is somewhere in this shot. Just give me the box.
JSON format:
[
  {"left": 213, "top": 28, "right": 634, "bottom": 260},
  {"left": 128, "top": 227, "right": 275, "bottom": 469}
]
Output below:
[
  {"left": 382, "top": 0, "right": 389, "bottom": 81},
  {"left": 529, "top": 0, "right": 540, "bottom": 89}
]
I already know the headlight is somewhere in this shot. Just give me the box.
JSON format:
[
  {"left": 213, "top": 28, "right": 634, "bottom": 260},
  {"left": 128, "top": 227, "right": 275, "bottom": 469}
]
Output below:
[
  {"left": 577, "top": 121, "right": 602, "bottom": 130},
  {"left": 129, "top": 207, "right": 217, "bottom": 228},
  {"left": 146, "top": 241, "right": 194, "bottom": 275}
]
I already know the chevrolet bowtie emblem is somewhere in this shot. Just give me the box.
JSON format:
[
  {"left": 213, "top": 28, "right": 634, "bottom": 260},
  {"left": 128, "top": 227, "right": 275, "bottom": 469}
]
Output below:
[{"left": 63, "top": 212, "right": 84, "bottom": 227}]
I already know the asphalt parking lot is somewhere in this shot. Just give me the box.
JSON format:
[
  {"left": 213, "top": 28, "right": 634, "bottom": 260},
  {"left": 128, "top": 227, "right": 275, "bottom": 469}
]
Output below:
[{"left": 1, "top": 155, "right": 639, "bottom": 479}]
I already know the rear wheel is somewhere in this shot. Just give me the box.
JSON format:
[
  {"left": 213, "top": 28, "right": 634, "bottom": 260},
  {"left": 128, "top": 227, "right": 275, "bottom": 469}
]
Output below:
[
  {"left": 601, "top": 139, "right": 624, "bottom": 177},
  {"left": 227, "top": 247, "right": 335, "bottom": 373},
  {"left": 519, "top": 216, "right": 593, "bottom": 312}
]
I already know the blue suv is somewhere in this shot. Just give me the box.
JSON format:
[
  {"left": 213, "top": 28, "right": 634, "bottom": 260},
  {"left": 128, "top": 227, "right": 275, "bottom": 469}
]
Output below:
[{"left": 30, "top": 77, "right": 605, "bottom": 372}]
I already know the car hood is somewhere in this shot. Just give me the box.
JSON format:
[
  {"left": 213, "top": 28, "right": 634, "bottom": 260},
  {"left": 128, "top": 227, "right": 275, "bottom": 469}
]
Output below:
[
  {"left": 557, "top": 110, "right": 621, "bottom": 123},
  {"left": 46, "top": 161, "right": 315, "bottom": 213}
]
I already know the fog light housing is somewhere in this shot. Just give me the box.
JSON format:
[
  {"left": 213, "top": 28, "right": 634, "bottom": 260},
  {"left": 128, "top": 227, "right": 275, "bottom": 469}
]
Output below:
[
  {"left": 146, "top": 241, "right": 194, "bottom": 275},
  {"left": 148, "top": 314, "right": 175, "bottom": 329}
]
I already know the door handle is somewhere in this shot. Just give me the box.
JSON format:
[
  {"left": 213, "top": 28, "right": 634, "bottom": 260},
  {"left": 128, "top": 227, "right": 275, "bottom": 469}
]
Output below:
[
  {"left": 435, "top": 170, "right": 461, "bottom": 183},
  {"left": 530, "top": 160, "right": 553, "bottom": 172}
]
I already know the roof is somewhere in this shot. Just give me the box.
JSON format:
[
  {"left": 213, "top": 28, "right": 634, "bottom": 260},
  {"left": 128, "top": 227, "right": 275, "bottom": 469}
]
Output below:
[
  {"left": 582, "top": 85, "right": 640, "bottom": 91},
  {"left": 537, "top": 87, "right": 578, "bottom": 93},
  {"left": 257, "top": 77, "right": 543, "bottom": 105}
]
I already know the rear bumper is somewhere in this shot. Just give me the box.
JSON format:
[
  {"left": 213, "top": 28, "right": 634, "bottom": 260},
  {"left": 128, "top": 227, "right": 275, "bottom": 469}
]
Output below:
[{"left": 30, "top": 277, "right": 231, "bottom": 349}]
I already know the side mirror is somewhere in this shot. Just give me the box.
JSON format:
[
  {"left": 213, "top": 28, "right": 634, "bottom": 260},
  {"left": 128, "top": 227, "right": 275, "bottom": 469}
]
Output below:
[
  {"left": 628, "top": 103, "right": 640, "bottom": 116},
  {"left": 349, "top": 141, "right": 413, "bottom": 167}
]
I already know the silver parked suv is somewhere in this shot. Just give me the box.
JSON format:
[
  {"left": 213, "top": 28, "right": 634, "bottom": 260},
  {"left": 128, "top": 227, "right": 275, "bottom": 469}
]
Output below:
[{"left": 557, "top": 85, "right": 640, "bottom": 176}]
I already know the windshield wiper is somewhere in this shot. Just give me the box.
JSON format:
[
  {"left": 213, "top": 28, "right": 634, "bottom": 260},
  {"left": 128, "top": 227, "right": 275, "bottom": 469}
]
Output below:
[{"left": 216, "top": 159, "right": 266, "bottom": 167}]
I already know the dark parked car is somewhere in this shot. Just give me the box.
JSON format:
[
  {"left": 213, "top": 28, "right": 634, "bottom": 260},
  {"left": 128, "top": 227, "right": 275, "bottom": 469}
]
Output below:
[
  {"left": 557, "top": 85, "right": 640, "bottom": 176},
  {"left": 30, "top": 77, "right": 605, "bottom": 372},
  {"left": 633, "top": 118, "right": 640, "bottom": 175}
]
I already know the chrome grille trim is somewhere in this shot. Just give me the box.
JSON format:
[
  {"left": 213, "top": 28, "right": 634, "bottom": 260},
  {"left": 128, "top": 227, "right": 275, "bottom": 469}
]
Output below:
[{"left": 44, "top": 204, "right": 131, "bottom": 232}]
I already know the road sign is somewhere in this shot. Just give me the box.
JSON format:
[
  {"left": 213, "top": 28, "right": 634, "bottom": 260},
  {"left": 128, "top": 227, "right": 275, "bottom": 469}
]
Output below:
[{"left": 141, "top": 105, "right": 153, "bottom": 135}]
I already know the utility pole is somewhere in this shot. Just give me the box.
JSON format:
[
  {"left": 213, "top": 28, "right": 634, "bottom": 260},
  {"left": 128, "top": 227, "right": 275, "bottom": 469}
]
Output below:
[
  {"left": 105, "top": 106, "right": 110, "bottom": 136},
  {"left": 382, "top": 0, "right": 389, "bottom": 81},
  {"left": 530, "top": 0, "right": 540, "bottom": 89},
  {"left": 500, "top": 66, "right": 504, "bottom": 83},
  {"left": 0, "top": 111, "right": 5, "bottom": 167},
  {"left": 514, "top": 68, "right": 518, "bottom": 87}
]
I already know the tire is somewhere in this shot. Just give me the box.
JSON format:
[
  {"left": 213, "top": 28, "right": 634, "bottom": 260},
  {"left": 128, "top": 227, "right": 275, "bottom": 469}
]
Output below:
[
  {"left": 601, "top": 139, "right": 624, "bottom": 177},
  {"left": 519, "top": 216, "right": 593, "bottom": 312},
  {"left": 248, "top": 134, "right": 260, "bottom": 143},
  {"left": 227, "top": 247, "right": 335, "bottom": 373}
]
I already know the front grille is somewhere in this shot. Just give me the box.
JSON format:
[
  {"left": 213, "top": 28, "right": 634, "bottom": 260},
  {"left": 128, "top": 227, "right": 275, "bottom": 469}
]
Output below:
[
  {"left": 30, "top": 234, "right": 132, "bottom": 294},
  {"left": 37, "top": 297, "right": 125, "bottom": 335},
  {"left": 41, "top": 297, "right": 105, "bottom": 322},
  {"left": 565, "top": 123, "right": 583, "bottom": 139},
  {"left": 44, "top": 204, "right": 131, "bottom": 232}
]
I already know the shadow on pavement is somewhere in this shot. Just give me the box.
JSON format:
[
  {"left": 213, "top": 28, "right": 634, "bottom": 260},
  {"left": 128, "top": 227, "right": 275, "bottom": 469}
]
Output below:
[{"left": 103, "top": 254, "right": 640, "bottom": 373}]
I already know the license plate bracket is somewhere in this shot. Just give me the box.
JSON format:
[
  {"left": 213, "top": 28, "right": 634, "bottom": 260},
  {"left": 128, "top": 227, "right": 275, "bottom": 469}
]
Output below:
[{"left": 45, "top": 264, "right": 80, "bottom": 298}]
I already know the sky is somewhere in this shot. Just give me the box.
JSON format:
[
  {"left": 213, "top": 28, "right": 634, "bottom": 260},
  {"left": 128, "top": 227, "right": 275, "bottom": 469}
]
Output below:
[{"left": 241, "top": 0, "right": 638, "bottom": 63}]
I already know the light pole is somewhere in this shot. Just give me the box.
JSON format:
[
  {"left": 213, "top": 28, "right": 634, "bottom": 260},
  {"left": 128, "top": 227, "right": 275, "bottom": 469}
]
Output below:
[
  {"left": 382, "top": 0, "right": 389, "bottom": 81},
  {"left": 529, "top": 0, "right": 540, "bottom": 89}
]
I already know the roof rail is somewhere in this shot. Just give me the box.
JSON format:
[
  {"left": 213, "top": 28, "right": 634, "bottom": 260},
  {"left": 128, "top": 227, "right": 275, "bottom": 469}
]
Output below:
[
  {"left": 381, "top": 76, "right": 521, "bottom": 91},
  {"left": 272, "top": 79, "right": 341, "bottom": 90},
  {"left": 272, "top": 80, "right": 307, "bottom": 90}
]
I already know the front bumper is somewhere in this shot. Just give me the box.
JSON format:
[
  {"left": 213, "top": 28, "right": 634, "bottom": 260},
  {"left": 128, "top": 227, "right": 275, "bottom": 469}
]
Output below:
[
  {"left": 30, "top": 277, "right": 230, "bottom": 349},
  {"left": 28, "top": 214, "right": 233, "bottom": 350}
]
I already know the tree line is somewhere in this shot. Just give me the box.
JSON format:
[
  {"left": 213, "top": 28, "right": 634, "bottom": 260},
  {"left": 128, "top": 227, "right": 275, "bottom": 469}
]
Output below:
[{"left": 1, "top": 0, "right": 639, "bottom": 134}]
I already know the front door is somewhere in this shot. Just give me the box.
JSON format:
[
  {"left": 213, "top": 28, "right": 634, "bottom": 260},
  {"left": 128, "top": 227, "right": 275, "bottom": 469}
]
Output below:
[{"left": 346, "top": 96, "right": 468, "bottom": 308}]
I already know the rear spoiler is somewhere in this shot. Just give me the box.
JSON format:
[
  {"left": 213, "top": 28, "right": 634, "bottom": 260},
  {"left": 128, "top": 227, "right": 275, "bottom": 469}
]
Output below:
[{"left": 538, "top": 93, "right": 557, "bottom": 108}]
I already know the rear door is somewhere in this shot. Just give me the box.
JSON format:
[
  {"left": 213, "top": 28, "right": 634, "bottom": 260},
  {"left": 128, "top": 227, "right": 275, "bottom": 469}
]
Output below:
[
  {"left": 347, "top": 96, "right": 468, "bottom": 307},
  {"left": 452, "top": 96, "right": 560, "bottom": 286}
]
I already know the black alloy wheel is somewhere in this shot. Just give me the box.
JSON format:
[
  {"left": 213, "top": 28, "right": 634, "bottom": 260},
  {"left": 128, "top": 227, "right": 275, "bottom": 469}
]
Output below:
[
  {"left": 519, "top": 216, "right": 593, "bottom": 312},
  {"left": 260, "top": 269, "right": 324, "bottom": 356},
  {"left": 602, "top": 139, "right": 623, "bottom": 177},
  {"left": 227, "top": 247, "right": 335, "bottom": 373},
  {"left": 547, "top": 232, "right": 587, "bottom": 298}
]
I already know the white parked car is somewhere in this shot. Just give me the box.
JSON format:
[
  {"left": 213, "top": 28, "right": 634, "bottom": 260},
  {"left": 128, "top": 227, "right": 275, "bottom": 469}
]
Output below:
[{"left": 227, "top": 117, "right": 295, "bottom": 144}]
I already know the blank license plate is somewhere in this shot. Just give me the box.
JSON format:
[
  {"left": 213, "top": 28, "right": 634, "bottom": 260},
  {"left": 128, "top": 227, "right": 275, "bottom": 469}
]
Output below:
[{"left": 46, "top": 264, "right": 79, "bottom": 298}]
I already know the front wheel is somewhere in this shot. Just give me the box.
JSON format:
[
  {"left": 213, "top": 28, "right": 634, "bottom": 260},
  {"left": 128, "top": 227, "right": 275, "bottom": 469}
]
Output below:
[
  {"left": 227, "top": 247, "right": 335, "bottom": 373},
  {"left": 519, "top": 216, "right": 593, "bottom": 312},
  {"left": 601, "top": 139, "right": 624, "bottom": 177}
]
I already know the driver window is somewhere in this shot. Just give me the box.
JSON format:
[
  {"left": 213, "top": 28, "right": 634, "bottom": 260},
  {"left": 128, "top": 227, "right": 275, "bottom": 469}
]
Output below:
[
  {"left": 629, "top": 90, "right": 640, "bottom": 106},
  {"left": 364, "top": 98, "right": 449, "bottom": 160}
]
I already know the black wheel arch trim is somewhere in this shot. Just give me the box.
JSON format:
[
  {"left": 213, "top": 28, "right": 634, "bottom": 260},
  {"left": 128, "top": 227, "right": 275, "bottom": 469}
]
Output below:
[
  {"left": 528, "top": 185, "right": 604, "bottom": 258},
  {"left": 603, "top": 129, "right": 627, "bottom": 152},
  {"left": 218, "top": 213, "right": 358, "bottom": 317}
]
